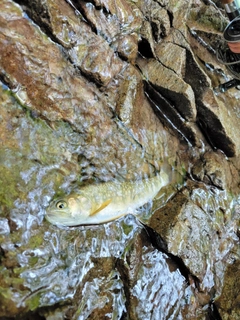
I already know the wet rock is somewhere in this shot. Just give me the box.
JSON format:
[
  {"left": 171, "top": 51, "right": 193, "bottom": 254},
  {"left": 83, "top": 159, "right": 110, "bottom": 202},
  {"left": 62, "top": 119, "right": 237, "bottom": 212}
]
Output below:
[
  {"left": 142, "top": 77, "right": 201, "bottom": 148},
  {"left": 184, "top": 47, "right": 239, "bottom": 157},
  {"left": 139, "top": 20, "right": 156, "bottom": 59},
  {"left": 137, "top": 0, "right": 171, "bottom": 42},
  {"left": 107, "top": 65, "right": 182, "bottom": 163},
  {"left": 191, "top": 150, "right": 239, "bottom": 191},
  {"left": 0, "top": 0, "right": 172, "bottom": 181},
  {"left": 189, "top": 1, "right": 228, "bottom": 32},
  {"left": 215, "top": 259, "right": 240, "bottom": 320},
  {"left": 155, "top": 41, "right": 187, "bottom": 77},
  {"left": 113, "top": 33, "right": 139, "bottom": 64},
  {"left": 15, "top": 0, "right": 124, "bottom": 86},
  {"left": 137, "top": 57, "right": 197, "bottom": 121},
  {"left": 64, "top": 257, "right": 119, "bottom": 320},
  {"left": 149, "top": 181, "right": 239, "bottom": 299},
  {"left": 188, "top": 28, "right": 223, "bottom": 68},
  {"left": 149, "top": 189, "right": 189, "bottom": 240},
  {"left": 77, "top": 0, "right": 142, "bottom": 63},
  {"left": 116, "top": 227, "right": 197, "bottom": 320},
  {"left": 185, "top": 5, "right": 240, "bottom": 157},
  {"left": 136, "top": 0, "right": 172, "bottom": 59},
  {"left": 167, "top": 0, "right": 192, "bottom": 29},
  {"left": 197, "top": 89, "right": 236, "bottom": 157}
]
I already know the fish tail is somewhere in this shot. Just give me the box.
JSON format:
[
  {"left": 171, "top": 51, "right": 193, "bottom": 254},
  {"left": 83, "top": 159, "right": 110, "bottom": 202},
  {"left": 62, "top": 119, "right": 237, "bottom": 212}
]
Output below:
[{"left": 158, "top": 158, "right": 185, "bottom": 187}]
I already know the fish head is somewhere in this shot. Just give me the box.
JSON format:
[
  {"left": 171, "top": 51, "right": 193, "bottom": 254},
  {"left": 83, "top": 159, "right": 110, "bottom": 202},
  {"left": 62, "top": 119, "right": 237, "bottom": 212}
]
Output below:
[{"left": 45, "top": 194, "right": 92, "bottom": 226}]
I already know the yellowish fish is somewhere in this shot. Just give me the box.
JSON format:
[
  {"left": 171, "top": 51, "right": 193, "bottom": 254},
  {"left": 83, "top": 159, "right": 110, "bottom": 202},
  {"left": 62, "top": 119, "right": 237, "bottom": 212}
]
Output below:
[{"left": 45, "top": 168, "right": 171, "bottom": 226}]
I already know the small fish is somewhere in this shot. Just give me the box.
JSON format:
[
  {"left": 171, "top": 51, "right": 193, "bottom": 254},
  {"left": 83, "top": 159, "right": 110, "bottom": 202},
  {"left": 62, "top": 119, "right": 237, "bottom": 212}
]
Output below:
[{"left": 45, "top": 168, "right": 171, "bottom": 226}]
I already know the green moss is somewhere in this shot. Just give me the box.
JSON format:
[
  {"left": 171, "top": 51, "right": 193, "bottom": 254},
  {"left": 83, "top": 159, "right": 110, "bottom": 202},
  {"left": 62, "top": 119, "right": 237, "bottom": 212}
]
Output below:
[
  {"left": 0, "top": 267, "right": 24, "bottom": 289},
  {"left": 13, "top": 267, "right": 27, "bottom": 276},
  {"left": 0, "top": 288, "right": 13, "bottom": 299},
  {"left": 122, "top": 223, "right": 133, "bottom": 236},
  {"left": 28, "top": 256, "right": 39, "bottom": 267},
  {"left": 26, "top": 293, "right": 42, "bottom": 311},
  {"left": 0, "top": 166, "right": 21, "bottom": 209},
  {"left": 11, "top": 276, "right": 25, "bottom": 288},
  {"left": 0, "top": 289, "right": 23, "bottom": 318},
  {"left": 189, "top": 7, "right": 227, "bottom": 32},
  {"left": 28, "top": 234, "right": 43, "bottom": 249}
]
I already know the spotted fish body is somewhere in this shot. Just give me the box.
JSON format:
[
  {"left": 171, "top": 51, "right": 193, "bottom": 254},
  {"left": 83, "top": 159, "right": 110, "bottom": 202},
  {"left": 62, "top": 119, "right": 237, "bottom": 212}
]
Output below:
[{"left": 45, "top": 169, "right": 170, "bottom": 226}]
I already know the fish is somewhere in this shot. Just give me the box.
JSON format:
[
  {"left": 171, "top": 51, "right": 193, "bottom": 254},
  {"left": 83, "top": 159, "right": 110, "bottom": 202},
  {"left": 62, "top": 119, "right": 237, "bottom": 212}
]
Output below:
[{"left": 45, "top": 168, "right": 171, "bottom": 226}]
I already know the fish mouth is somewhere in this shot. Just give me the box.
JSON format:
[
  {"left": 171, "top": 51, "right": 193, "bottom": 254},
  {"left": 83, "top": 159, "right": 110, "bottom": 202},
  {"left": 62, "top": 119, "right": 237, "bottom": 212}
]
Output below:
[
  {"left": 45, "top": 208, "right": 72, "bottom": 216},
  {"left": 45, "top": 213, "right": 75, "bottom": 226},
  {"left": 45, "top": 210, "right": 67, "bottom": 220}
]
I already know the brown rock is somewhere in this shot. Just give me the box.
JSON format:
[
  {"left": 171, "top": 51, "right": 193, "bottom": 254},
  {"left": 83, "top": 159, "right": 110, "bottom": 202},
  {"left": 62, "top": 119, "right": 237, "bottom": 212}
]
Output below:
[
  {"left": 197, "top": 89, "right": 236, "bottom": 157},
  {"left": 191, "top": 150, "right": 238, "bottom": 190},
  {"left": 149, "top": 188, "right": 190, "bottom": 240},
  {"left": 137, "top": 58, "right": 197, "bottom": 121},
  {"left": 15, "top": 0, "right": 124, "bottom": 86},
  {"left": 155, "top": 41, "right": 187, "bottom": 77},
  {"left": 65, "top": 257, "right": 117, "bottom": 320},
  {"left": 184, "top": 49, "right": 239, "bottom": 157},
  {"left": 77, "top": 0, "right": 142, "bottom": 62},
  {"left": 215, "top": 260, "right": 240, "bottom": 320},
  {"left": 137, "top": 0, "right": 171, "bottom": 42}
]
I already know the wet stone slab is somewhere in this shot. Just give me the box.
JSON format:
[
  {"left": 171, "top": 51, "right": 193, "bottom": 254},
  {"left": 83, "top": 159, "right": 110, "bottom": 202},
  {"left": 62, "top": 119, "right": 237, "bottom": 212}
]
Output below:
[{"left": 149, "top": 181, "right": 240, "bottom": 302}]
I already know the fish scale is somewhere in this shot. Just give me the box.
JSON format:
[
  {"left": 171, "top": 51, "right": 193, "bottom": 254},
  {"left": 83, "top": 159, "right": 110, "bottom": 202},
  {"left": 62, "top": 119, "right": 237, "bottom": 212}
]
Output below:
[{"left": 45, "top": 168, "right": 171, "bottom": 226}]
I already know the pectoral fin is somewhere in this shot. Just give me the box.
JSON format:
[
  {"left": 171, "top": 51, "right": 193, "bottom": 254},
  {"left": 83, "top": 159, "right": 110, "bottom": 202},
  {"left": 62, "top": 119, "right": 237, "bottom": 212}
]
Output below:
[{"left": 90, "top": 199, "right": 112, "bottom": 216}]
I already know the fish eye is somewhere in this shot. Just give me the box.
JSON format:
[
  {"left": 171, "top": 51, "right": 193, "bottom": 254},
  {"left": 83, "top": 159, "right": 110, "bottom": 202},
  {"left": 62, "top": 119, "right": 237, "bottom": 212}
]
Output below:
[{"left": 56, "top": 200, "right": 67, "bottom": 209}]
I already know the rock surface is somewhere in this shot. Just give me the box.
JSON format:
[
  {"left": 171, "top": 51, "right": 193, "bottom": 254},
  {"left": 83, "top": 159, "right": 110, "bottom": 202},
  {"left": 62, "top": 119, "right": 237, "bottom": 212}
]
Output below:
[{"left": 0, "top": 0, "right": 240, "bottom": 319}]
